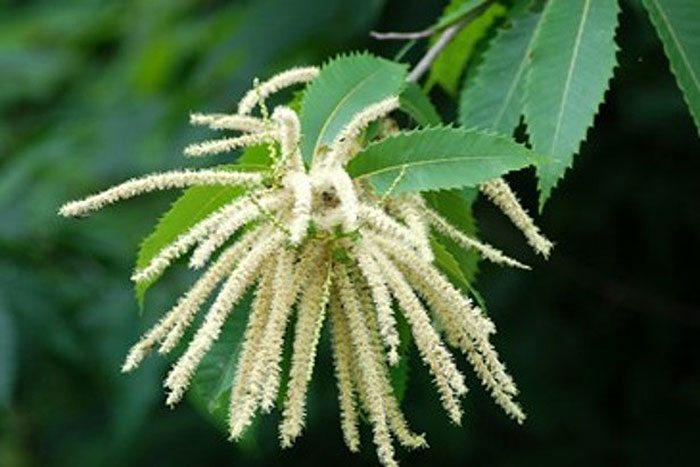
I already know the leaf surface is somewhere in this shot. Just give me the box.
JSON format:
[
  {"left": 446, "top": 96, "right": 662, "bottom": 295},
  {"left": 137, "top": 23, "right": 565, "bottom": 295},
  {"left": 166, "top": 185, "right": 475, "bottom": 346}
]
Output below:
[
  {"left": 399, "top": 82, "right": 441, "bottom": 127},
  {"left": 642, "top": 0, "right": 700, "bottom": 133},
  {"left": 459, "top": 9, "right": 542, "bottom": 135},
  {"left": 347, "top": 127, "right": 546, "bottom": 196},
  {"left": 299, "top": 53, "right": 407, "bottom": 165},
  {"left": 427, "top": 2, "right": 506, "bottom": 95},
  {"left": 523, "top": 0, "right": 619, "bottom": 208},
  {"left": 0, "top": 304, "right": 16, "bottom": 408}
]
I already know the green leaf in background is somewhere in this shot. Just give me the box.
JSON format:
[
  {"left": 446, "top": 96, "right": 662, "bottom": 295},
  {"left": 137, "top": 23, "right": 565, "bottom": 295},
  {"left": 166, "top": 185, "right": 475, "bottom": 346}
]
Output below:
[
  {"left": 459, "top": 9, "right": 542, "bottom": 135},
  {"left": 642, "top": 0, "right": 700, "bottom": 134},
  {"left": 524, "top": 0, "right": 620, "bottom": 209},
  {"left": 399, "top": 82, "right": 442, "bottom": 127},
  {"left": 389, "top": 310, "right": 411, "bottom": 403},
  {"left": 423, "top": 188, "right": 480, "bottom": 283},
  {"left": 347, "top": 127, "right": 547, "bottom": 196},
  {"left": 299, "top": 52, "right": 407, "bottom": 165},
  {"left": 134, "top": 145, "right": 272, "bottom": 307},
  {"left": 431, "top": 0, "right": 488, "bottom": 32},
  {"left": 0, "top": 304, "right": 17, "bottom": 409},
  {"left": 426, "top": 1, "right": 506, "bottom": 96}
]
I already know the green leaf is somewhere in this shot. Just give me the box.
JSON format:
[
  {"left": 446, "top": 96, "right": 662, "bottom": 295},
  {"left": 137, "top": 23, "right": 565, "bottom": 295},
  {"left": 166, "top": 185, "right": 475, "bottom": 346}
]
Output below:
[
  {"left": 0, "top": 304, "right": 16, "bottom": 409},
  {"left": 431, "top": 0, "right": 488, "bottom": 32},
  {"left": 423, "top": 188, "right": 480, "bottom": 284},
  {"left": 642, "top": 0, "right": 700, "bottom": 134},
  {"left": 389, "top": 309, "right": 411, "bottom": 403},
  {"left": 399, "top": 82, "right": 442, "bottom": 127},
  {"left": 347, "top": 127, "right": 547, "bottom": 196},
  {"left": 524, "top": 0, "right": 619, "bottom": 208},
  {"left": 134, "top": 145, "right": 272, "bottom": 307},
  {"left": 299, "top": 52, "right": 407, "bottom": 165},
  {"left": 459, "top": 9, "right": 542, "bottom": 135},
  {"left": 426, "top": 2, "right": 506, "bottom": 96}
]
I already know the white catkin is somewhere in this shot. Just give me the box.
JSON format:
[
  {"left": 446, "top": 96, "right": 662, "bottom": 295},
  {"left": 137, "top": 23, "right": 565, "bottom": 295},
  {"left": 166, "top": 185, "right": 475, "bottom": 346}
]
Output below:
[
  {"left": 285, "top": 172, "right": 313, "bottom": 245},
  {"left": 329, "top": 96, "right": 400, "bottom": 166},
  {"left": 164, "top": 231, "right": 284, "bottom": 406},
  {"left": 393, "top": 196, "right": 434, "bottom": 262},
  {"left": 364, "top": 235, "right": 467, "bottom": 424},
  {"left": 353, "top": 270, "right": 427, "bottom": 449},
  {"left": 189, "top": 113, "right": 268, "bottom": 132},
  {"left": 122, "top": 231, "right": 258, "bottom": 371},
  {"left": 189, "top": 192, "right": 285, "bottom": 269},
  {"left": 184, "top": 132, "right": 277, "bottom": 157},
  {"left": 421, "top": 206, "right": 530, "bottom": 270},
  {"left": 480, "top": 177, "right": 553, "bottom": 257},
  {"left": 158, "top": 227, "right": 264, "bottom": 355},
  {"left": 59, "top": 170, "right": 263, "bottom": 217},
  {"left": 354, "top": 245, "right": 400, "bottom": 365},
  {"left": 227, "top": 261, "right": 275, "bottom": 440},
  {"left": 237, "top": 66, "right": 320, "bottom": 115},
  {"left": 272, "top": 106, "right": 303, "bottom": 172},
  {"left": 334, "top": 263, "right": 397, "bottom": 467},
  {"left": 370, "top": 233, "right": 524, "bottom": 422},
  {"left": 328, "top": 293, "right": 361, "bottom": 452},
  {"left": 279, "top": 256, "right": 330, "bottom": 446},
  {"left": 358, "top": 205, "right": 423, "bottom": 252},
  {"left": 132, "top": 195, "right": 258, "bottom": 283}
]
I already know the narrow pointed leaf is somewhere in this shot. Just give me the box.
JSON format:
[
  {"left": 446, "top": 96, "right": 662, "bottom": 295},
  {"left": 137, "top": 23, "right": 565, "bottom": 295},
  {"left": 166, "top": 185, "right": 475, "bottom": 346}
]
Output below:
[
  {"left": 427, "top": 3, "right": 506, "bottom": 96},
  {"left": 399, "top": 82, "right": 441, "bottom": 127},
  {"left": 299, "top": 53, "right": 407, "bottom": 165},
  {"left": 459, "top": 10, "right": 542, "bottom": 135},
  {"left": 642, "top": 0, "right": 700, "bottom": 133},
  {"left": 524, "top": 0, "right": 619, "bottom": 208},
  {"left": 347, "top": 127, "right": 547, "bottom": 196}
]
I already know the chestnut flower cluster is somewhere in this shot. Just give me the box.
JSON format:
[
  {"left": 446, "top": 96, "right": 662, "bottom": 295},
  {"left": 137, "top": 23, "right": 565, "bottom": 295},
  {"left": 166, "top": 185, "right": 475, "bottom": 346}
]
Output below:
[{"left": 59, "top": 66, "right": 552, "bottom": 467}]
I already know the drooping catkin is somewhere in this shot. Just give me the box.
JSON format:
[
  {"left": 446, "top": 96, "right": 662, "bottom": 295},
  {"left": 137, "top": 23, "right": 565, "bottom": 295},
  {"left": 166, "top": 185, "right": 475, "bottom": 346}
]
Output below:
[
  {"left": 328, "top": 292, "right": 361, "bottom": 452},
  {"left": 480, "top": 177, "right": 553, "bottom": 257},
  {"left": 333, "top": 263, "right": 397, "bottom": 467},
  {"left": 279, "top": 252, "right": 330, "bottom": 446}
]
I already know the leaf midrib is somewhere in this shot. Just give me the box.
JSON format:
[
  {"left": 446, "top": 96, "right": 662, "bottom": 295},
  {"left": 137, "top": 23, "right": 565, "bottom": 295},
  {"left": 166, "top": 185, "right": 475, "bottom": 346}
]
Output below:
[
  {"left": 491, "top": 14, "right": 540, "bottom": 130},
  {"left": 352, "top": 154, "right": 528, "bottom": 179},
  {"left": 550, "top": 0, "right": 592, "bottom": 155},
  {"left": 650, "top": 0, "right": 700, "bottom": 92},
  {"left": 311, "top": 67, "right": 386, "bottom": 160}
]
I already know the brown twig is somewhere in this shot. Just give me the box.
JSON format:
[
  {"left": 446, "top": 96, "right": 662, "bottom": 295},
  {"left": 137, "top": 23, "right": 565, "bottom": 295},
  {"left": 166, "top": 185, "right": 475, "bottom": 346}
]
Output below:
[
  {"left": 406, "top": 16, "right": 471, "bottom": 83},
  {"left": 370, "top": 30, "right": 434, "bottom": 41}
]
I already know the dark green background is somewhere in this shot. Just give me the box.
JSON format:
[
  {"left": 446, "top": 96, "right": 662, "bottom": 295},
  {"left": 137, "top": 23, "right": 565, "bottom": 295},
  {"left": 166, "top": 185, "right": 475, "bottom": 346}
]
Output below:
[{"left": 0, "top": 0, "right": 698, "bottom": 465}]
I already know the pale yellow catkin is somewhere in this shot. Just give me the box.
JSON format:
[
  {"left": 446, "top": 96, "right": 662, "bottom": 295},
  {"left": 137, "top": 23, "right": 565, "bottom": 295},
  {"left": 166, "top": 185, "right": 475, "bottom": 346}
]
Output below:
[
  {"left": 58, "top": 170, "right": 262, "bottom": 217},
  {"left": 363, "top": 235, "right": 466, "bottom": 424},
  {"left": 480, "top": 177, "right": 553, "bottom": 257},
  {"left": 237, "top": 66, "right": 320, "bottom": 116},
  {"left": 354, "top": 246, "right": 400, "bottom": 365},
  {"left": 328, "top": 292, "right": 361, "bottom": 452},
  {"left": 164, "top": 231, "right": 284, "bottom": 406},
  {"left": 333, "top": 263, "right": 397, "bottom": 467},
  {"left": 279, "top": 253, "right": 330, "bottom": 446},
  {"left": 227, "top": 260, "right": 275, "bottom": 440},
  {"left": 189, "top": 112, "right": 268, "bottom": 133},
  {"left": 121, "top": 226, "right": 264, "bottom": 372},
  {"left": 351, "top": 267, "right": 428, "bottom": 449},
  {"left": 421, "top": 205, "right": 530, "bottom": 269}
]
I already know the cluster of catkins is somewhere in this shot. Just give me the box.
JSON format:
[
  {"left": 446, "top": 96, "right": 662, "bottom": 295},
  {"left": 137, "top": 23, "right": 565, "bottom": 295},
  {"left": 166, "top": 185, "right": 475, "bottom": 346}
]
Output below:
[{"left": 59, "top": 66, "right": 552, "bottom": 467}]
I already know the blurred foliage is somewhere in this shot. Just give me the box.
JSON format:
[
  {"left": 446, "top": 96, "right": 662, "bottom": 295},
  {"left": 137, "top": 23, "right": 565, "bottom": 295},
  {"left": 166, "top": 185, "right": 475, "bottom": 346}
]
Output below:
[{"left": 0, "top": 0, "right": 698, "bottom": 466}]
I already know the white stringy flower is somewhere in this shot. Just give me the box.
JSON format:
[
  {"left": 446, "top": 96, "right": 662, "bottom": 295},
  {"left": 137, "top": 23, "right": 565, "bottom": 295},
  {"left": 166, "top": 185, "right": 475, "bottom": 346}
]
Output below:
[{"left": 59, "top": 65, "right": 551, "bottom": 467}]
